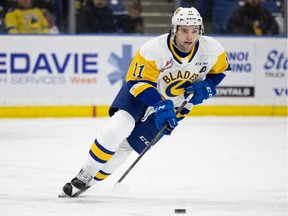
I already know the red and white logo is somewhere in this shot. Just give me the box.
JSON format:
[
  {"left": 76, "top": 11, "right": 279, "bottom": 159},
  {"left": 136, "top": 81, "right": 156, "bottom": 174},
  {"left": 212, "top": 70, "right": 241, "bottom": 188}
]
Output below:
[{"left": 160, "top": 59, "right": 173, "bottom": 72}]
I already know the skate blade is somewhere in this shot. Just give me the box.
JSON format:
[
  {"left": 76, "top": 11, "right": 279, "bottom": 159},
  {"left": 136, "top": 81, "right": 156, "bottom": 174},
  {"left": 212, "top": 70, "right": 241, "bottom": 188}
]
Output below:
[
  {"left": 58, "top": 185, "right": 92, "bottom": 198},
  {"left": 72, "top": 185, "right": 91, "bottom": 197},
  {"left": 58, "top": 191, "right": 70, "bottom": 198}
]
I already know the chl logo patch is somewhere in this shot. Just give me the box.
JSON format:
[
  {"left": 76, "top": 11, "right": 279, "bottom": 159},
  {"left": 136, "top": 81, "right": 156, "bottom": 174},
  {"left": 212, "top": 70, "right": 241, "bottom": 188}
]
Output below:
[{"left": 160, "top": 59, "right": 173, "bottom": 72}]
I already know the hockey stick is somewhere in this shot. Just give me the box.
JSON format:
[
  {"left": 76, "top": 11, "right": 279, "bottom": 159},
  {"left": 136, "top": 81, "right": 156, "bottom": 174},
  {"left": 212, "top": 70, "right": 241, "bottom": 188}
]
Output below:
[{"left": 114, "top": 93, "right": 194, "bottom": 189}]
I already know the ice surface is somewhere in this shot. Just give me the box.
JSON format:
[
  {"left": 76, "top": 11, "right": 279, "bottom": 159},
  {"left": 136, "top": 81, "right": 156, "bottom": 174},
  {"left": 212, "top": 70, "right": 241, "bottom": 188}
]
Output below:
[{"left": 0, "top": 117, "right": 287, "bottom": 216}]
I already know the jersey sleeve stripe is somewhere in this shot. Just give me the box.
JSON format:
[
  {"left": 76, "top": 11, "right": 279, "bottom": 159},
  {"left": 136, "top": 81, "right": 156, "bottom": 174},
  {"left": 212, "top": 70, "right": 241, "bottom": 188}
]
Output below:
[
  {"left": 209, "top": 51, "right": 230, "bottom": 74},
  {"left": 129, "top": 82, "right": 154, "bottom": 97},
  {"left": 127, "top": 80, "right": 157, "bottom": 88}
]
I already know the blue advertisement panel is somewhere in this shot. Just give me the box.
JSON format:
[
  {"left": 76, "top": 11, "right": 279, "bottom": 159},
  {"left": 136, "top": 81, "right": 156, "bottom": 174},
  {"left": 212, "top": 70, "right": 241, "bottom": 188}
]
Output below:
[{"left": 0, "top": 35, "right": 287, "bottom": 106}]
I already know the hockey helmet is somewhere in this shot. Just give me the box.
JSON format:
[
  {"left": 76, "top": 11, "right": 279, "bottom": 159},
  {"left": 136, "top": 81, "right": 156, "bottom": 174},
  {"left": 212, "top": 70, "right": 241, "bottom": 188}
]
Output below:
[{"left": 171, "top": 7, "right": 204, "bottom": 35}]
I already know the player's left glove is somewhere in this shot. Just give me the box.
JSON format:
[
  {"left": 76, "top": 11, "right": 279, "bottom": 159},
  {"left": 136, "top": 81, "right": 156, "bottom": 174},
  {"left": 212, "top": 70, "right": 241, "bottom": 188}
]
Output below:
[
  {"left": 153, "top": 99, "right": 178, "bottom": 135},
  {"left": 185, "top": 79, "right": 217, "bottom": 105}
]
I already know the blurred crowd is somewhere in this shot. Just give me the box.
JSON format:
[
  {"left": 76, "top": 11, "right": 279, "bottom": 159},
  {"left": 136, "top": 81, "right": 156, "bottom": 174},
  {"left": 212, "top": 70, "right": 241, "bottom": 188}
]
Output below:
[
  {"left": 0, "top": 0, "right": 286, "bottom": 35},
  {"left": 182, "top": 0, "right": 286, "bottom": 36},
  {"left": 0, "top": 0, "right": 143, "bottom": 34}
]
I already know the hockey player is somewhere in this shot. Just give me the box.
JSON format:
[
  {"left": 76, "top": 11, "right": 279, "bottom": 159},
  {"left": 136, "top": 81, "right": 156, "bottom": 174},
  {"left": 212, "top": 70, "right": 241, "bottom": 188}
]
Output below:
[{"left": 60, "top": 7, "right": 231, "bottom": 197}]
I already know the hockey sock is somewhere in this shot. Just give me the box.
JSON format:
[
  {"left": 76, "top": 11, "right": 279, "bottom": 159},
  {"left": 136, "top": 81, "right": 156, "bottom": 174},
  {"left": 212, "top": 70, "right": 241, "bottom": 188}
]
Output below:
[
  {"left": 92, "top": 139, "right": 133, "bottom": 183},
  {"left": 82, "top": 110, "right": 135, "bottom": 177}
]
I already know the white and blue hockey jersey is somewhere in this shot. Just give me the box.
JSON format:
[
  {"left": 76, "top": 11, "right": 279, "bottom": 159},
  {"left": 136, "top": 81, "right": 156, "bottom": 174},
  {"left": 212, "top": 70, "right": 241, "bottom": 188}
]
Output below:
[{"left": 126, "top": 33, "right": 230, "bottom": 111}]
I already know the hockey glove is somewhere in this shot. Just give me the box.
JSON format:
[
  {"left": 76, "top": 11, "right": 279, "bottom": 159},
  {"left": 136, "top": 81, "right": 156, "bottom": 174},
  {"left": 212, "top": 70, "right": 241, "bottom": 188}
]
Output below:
[
  {"left": 185, "top": 79, "right": 216, "bottom": 105},
  {"left": 153, "top": 99, "right": 178, "bottom": 135}
]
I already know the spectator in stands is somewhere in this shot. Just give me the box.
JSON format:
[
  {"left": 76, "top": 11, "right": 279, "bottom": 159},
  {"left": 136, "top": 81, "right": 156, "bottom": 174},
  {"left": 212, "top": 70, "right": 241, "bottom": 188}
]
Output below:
[
  {"left": 34, "top": 0, "right": 59, "bottom": 33},
  {"left": 116, "top": 1, "right": 143, "bottom": 33},
  {"left": 4, "top": 0, "right": 50, "bottom": 34},
  {"left": 76, "top": 0, "right": 116, "bottom": 33},
  {"left": 226, "top": 0, "right": 279, "bottom": 35},
  {"left": 42, "top": 7, "right": 59, "bottom": 33},
  {"left": 107, "top": 0, "right": 126, "bottom": 16}
]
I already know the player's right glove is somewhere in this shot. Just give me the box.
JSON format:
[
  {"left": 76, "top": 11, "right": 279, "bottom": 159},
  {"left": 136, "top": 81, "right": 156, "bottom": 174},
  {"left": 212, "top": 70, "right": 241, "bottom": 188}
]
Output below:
[
  {"left": 185, "top": 79, "right": 216, "bottom": 105},
  {"left": 153, "top": 99, "right": 178, "bottom": 135}
]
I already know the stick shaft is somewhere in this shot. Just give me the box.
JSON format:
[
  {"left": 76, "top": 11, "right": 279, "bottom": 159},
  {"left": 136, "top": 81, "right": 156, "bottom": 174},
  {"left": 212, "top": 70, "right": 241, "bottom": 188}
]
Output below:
[{"left": 116, "top": 95, "right": 193, "bottom": 184}]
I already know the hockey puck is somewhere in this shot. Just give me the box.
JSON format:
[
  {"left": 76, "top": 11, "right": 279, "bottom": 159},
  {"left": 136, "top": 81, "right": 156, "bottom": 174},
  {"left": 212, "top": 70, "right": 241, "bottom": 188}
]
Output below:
[{"left": 174, "top": 209, "right": 186, "bottom": 214}]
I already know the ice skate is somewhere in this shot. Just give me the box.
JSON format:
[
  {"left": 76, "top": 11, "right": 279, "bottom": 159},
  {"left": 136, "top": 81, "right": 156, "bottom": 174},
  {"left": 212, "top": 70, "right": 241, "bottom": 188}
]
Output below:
[{"left": 59, "top": 169, "right": 93, "bottom": 198}]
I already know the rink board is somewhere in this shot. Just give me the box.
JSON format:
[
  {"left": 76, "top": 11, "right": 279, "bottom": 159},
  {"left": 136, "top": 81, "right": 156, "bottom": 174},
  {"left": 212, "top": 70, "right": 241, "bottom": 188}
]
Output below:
[
  {"left": 0, "top": 35, "right": 287, "bottom": 117},
  {"left": 0, "top": 105, "right": 286, "bottom": 117}
]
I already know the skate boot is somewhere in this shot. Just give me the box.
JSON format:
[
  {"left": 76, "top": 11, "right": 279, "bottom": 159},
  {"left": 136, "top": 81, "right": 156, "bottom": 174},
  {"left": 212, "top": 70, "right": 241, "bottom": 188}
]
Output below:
[{"left": 59, "top": 169, "right": 93, "bottom": 197}]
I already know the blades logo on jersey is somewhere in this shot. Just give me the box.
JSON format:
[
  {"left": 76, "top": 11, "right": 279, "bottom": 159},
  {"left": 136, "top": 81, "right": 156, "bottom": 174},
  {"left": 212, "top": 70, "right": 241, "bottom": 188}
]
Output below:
[
  {"left": 165, "top": 80, "right": 191, "bottom": 97},
  {"left": 162, "top": 71, "right": 199, "bottom": 84}
]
